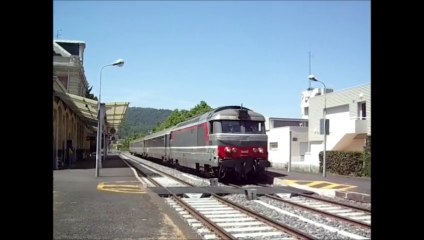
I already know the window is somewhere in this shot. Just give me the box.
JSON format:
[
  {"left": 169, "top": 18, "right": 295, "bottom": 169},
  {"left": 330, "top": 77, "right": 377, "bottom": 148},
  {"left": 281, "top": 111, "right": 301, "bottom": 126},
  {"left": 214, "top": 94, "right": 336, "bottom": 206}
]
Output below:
[
  {"left": 270, "top": 142, "right": 278, "bottom": 150},
  {"left": 221, "top": 121, "right": 241, "bottom": 133},
  {"left": 244, "top": 121, "right": 259, "bottom": 133},
  {"left": 358, "top": 102, "right": 366, "bottom": 120},
  {"left": 220, "top": 120, "right": 265, "bottom": 134},
  {"left": 304, "top": 107, "right": 309, "bottom": 116}
]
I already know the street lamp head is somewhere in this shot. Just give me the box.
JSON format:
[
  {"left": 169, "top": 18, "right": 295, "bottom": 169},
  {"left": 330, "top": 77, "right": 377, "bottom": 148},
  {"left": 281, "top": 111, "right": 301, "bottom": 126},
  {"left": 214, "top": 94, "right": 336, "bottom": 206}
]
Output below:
[
  {"left": 112, "top": 59, "right": 125, "bottom": 67},
  {"left": 308, "top": 74, "right": 318, "bottom": 82}
]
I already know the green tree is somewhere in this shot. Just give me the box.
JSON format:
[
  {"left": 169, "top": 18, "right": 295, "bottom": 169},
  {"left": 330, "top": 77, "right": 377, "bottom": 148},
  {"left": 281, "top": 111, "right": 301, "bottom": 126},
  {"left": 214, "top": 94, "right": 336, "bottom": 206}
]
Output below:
[
  {"left": 85, "top": 85, "right": 98, "bottom": 101},
  {"left": 119, "top": 107, "right": 172, "bottom": 138},
  {"left": 153, "top": 101, "right": 213, "bottom": 132}
]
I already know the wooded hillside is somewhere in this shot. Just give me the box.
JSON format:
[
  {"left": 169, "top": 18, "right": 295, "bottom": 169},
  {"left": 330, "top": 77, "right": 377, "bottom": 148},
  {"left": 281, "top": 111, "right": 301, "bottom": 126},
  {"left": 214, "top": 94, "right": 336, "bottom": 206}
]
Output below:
[{"left": 118, "top": 107, "right": 172, "bottom": 138}]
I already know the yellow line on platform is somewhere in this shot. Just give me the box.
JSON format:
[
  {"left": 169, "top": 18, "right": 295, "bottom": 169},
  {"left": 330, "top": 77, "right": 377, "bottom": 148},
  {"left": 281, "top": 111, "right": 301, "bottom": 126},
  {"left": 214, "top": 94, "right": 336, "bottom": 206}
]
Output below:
[
  {"left": 282, "top": 180, "right": 298, "bottom": 185},
  {"left": 282, "top": 179, "right": 357, "bottom": 191},
  {"left": 97, "top": 182, "right": 147, "bottom": 194},
  {"left": 306, "top": 181, "right": 327, "bottom": 187},
  {"left": 321, "top": 184, "right": 357, "bottom": 191},
  {"left": 321, "top": 183, "right": 342, "bottom": 189}
]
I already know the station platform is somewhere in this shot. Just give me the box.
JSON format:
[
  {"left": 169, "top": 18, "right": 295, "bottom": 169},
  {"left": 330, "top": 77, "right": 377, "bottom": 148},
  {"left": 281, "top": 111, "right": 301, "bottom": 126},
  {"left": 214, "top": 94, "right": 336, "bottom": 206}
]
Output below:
[
  {"left": 53, "top": 154, "right": 200, "bottom": 240},
  {"left": 54, "top": 155, "right": 370, "bottom": 238},
  {"left": 267, "top": 167, "right": 371, "bottom": 203}
]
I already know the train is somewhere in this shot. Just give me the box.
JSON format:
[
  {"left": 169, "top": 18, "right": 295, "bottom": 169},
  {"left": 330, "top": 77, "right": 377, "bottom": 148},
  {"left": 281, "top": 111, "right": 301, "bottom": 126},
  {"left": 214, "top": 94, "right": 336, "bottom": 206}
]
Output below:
[{"left": 129, "top": 106, "right": 270, "bottom": 180}]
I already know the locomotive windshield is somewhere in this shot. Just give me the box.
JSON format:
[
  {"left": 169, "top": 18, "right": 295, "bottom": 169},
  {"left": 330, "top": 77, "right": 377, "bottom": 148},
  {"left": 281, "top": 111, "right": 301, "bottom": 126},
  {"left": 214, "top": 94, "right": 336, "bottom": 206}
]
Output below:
[{"left": 212, "top": 120, "right": 265, "bottom": 134}]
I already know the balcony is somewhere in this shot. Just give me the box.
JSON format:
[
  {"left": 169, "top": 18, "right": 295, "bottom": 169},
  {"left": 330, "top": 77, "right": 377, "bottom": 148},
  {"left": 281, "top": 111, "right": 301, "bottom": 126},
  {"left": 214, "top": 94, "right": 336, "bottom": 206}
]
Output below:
[
  {"left": 53, "top": 56, "right": 83, "bottom": 68},
  {"left": 330, "top": 117, "right": 368, "bottom": 151},
  {"left": 355, "top": 119, "right": 367, "bottom": 133}
]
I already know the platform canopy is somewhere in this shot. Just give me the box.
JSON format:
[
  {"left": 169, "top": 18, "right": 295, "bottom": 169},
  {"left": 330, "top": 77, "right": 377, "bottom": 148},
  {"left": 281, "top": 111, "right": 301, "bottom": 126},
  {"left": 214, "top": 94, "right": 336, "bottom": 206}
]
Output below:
[
  {"left": 53, "top": 81, "right": 129, "bottom": 134},
  {"left": 104, "top": 102, "right": 129, "bottom": 134}
]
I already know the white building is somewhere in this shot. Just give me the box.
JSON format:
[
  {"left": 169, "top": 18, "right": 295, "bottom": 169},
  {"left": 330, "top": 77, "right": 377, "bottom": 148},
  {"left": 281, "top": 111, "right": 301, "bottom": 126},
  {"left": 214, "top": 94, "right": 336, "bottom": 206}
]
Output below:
[
  {"left": 267, "top": 126, "right": 309, "bottom": 169},
  {"left": 267, "top": 83, "right": 371, "bottom": 173},
  {"left": 267, "top": 118, "right": 308, "bottom": 170},
  {"left": 304, "top": 83, "right": 371, "bottom": 170}
]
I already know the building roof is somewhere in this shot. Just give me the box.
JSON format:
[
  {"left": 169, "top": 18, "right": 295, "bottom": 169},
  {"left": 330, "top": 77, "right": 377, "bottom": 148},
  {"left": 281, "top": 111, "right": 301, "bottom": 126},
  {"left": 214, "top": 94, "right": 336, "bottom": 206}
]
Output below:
[
  {"left": 268, "top": 117, "right": 308, "bottom": 121},
  {"left": 54, "top": 39, "right": 86, "bottom": 45},
  {"left": 53, "top": 41, "right": 71, "bottom": 57},
  {"left": 53, "top": 79, "right": 129, "bottom": 133}
]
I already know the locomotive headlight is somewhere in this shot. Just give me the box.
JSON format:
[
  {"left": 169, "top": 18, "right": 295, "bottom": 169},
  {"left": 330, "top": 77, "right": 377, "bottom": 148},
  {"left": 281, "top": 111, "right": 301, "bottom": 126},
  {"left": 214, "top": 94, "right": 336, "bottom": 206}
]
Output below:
[
  {"left": 225, "top": 146, "right": 232, "bottom": 153},
  {"left": 252, "top": 148, "right": 258, "bottom": 153},
  {"left": 231, "top": 147, "right": 237, "bottom": 153},
  {"left": 258, "top": 147, "right": 264, "bottom": 153}
]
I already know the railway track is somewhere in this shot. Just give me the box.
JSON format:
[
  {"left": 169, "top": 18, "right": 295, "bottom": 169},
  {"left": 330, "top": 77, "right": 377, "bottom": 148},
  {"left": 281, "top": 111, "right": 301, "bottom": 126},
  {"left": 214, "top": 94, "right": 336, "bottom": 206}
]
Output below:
[
  {"left": 228, "top": 184, "right": 371, "bottom": 229},
  {"left": 121, "top": 153, "right": 370, "bottom": 239},
  {"left": 123, "top": 153, "right": 315, "bottom": 239},
  {"left": 269, "top": 194, "right": 371, "bottom": 227},
  {"left": 166, "top": 196, "right": 311, "bottom": 240}
]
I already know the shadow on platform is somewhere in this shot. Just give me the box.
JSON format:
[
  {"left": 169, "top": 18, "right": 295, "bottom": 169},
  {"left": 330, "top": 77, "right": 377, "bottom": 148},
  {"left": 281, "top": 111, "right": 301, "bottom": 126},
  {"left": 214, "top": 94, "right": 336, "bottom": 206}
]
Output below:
[
  {"left": 71, "top": 155, "right": 128, "bottom": 169},
  {"left": 266, "top": 170, "right": 287, "bottom": 178}
]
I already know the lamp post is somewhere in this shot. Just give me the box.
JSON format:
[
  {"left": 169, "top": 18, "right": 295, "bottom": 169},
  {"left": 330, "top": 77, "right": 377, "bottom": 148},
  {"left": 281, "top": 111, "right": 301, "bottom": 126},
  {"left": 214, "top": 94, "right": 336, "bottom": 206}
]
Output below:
[
  {"left": 95, "top": 59, "right": 124, "bottom": 177},
  {"left": 308, "top": 74, "right": 327, "bottom": 177}
]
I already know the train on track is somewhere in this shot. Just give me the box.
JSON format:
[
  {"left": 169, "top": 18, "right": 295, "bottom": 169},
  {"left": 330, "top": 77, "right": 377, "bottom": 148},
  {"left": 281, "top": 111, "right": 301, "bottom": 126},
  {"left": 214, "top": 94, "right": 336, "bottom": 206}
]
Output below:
[{"left": 129, "top": 106, "right": 270, "bottom": 180}]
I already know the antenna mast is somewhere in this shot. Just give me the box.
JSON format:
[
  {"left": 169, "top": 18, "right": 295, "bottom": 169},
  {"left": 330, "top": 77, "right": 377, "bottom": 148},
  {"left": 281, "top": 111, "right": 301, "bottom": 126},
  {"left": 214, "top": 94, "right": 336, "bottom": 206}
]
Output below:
[
  {"left": 56, "top": 29, "right": 62, "bottom": 39},
  {"left": 308, "top": 51, "right": 312, "bottom": 89}
]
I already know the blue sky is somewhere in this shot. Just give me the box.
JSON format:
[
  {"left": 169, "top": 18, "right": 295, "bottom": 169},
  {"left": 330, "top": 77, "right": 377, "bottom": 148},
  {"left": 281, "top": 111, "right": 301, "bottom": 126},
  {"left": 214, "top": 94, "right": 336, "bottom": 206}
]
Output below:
[{"left": 53, "top": 1, "right": 370, "bottom": 119}]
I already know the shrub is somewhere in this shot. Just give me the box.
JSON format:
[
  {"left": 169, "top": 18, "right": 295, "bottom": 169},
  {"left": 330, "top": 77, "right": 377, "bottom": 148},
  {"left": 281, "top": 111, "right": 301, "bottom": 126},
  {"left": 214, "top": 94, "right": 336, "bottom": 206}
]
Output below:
[
  {"left": 319, "top": 135, "right": 371, "bottom": 177},
  {"left": 361, "top": 135, "right": 371, "bottom": 177},
  {"left": 319, "top": 151, "right": 363, "bottom": 176}
]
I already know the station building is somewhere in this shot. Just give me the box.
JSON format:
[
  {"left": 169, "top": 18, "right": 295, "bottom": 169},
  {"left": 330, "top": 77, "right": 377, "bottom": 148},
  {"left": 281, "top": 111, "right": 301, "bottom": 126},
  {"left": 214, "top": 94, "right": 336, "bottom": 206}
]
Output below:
[{"left": 53, "top": 39, "right": 129, "bottom": 169}]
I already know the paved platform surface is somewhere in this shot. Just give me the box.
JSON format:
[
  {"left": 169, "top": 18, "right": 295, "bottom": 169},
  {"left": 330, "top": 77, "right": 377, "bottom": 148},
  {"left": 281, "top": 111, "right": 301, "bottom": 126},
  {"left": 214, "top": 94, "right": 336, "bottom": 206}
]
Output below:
[
  {"left": 266, "top": 167, "right": 371, "bottom": 202},
  {"left": 53, "top": 155, "right": 200, "bottom": 240}
]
